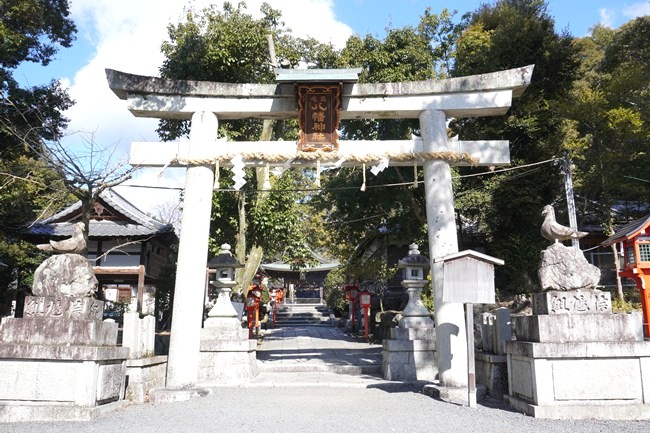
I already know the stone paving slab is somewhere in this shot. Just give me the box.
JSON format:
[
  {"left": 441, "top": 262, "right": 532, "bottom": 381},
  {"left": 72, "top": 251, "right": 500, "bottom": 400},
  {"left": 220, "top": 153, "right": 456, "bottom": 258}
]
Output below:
[{"left": 256, "top": 325, "right": 382, "bottom": 376}]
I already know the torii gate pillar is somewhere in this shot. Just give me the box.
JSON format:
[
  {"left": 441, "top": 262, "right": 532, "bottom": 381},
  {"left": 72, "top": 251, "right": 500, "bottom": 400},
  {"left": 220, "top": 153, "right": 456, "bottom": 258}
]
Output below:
[
  {"left": 420, "top": 110, "right": 467, "bottom": 388},
  {"left": 165, "top": 112, "right": 217, "bottom": 388}
]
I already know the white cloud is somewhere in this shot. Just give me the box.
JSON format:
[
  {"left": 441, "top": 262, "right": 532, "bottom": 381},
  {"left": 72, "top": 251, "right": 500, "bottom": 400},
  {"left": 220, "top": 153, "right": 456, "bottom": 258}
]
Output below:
[
  {"left": 63, "top": 0, "right": 353, "bottom": 152},
  {"left": 622, "top": 2, "right": 650, "bottom": 20},
  {"left": 114, "top": 167, "right": 186, "bottom": 215},
  {"left": 598, "top": 7, "right": 616, "bottom": 28},
  {"left": 61, "top": 0, "right": 352, "bottom": 212}
]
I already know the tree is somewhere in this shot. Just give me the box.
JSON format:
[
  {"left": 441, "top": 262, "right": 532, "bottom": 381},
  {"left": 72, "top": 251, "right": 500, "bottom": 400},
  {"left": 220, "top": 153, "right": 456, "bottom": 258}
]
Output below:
[
  {"left": 565, "top": 18, "right": 650, "bottom": 222},
  {"left": 0, "top": 0, "right": 76, "bottom": 86},
  {"left": 310, "top": 8, "right": 461, "bottom": 270},
  {"left": 450, "top": 0, "right": 581, "bottom": 292},
  {"left": 2, "top": 94, "right": 136, "bottom": 246},
  {"left": 0, "top": 0, "right": 77, "bottom": 313},
  {"left": 562, "top": 18, "right": 650, "bottom": 302},
  {"left": 158, "top": 2, "right": 335, "bottom": 293}
]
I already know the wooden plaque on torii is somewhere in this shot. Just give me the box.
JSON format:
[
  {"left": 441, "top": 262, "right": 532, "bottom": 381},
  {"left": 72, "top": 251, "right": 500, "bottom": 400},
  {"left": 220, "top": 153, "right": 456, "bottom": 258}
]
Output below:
[{"left": 297, "top": 84, "right": 341, "bottom": 152}]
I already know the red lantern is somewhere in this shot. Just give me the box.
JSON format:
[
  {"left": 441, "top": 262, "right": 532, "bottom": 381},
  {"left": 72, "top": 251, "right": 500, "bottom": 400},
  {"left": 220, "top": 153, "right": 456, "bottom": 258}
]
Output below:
[
  {"left": 359, "top": 290, "right": 372, "bottom": 308},
  {"left": 270, "top": 289, "right": 278, "bottom": 327},
  {"left": 344, "top": 284, "right": 359, "bottom": 301}
]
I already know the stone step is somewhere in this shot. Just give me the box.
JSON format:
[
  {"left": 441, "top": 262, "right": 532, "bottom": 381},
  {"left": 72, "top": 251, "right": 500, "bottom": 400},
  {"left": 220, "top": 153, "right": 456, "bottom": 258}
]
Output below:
[
  {"left": 275, "top": 319, "right": 331, "bottom": 327},
  {"left": 272, "top": 303, "right": 333, "bottom": 327},
  {"left": 276, "top": 304, "right": 329, "bottom": 311},
  {"left": 275, "top": 313, "right": 328, "bottom": 318},
  {"left": 258, "top": 362, "right": 381, "bottom": 375}
]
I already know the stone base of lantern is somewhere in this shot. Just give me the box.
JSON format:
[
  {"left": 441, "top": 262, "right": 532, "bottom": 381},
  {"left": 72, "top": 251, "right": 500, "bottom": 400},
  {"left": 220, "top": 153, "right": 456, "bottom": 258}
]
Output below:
[
  {"left": 197, "top": 318, "right": 258, "bottom": 383},
  {"left": 382, "top": 327, "right": 437, "bottom": 382}
]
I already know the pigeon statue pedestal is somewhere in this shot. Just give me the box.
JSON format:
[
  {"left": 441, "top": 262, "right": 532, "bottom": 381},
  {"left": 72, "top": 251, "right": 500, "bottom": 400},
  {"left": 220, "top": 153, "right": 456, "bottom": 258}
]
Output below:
[
  {"left": 504, "top": 289, "right": 650, "bottom": 419},
  {"left": 0, "top": 253, "right": 129, "bottom": 422},
  {"left": 538, "top": 243, "right": 600, "bottom": 291},
  {"left": 502, "top": 205, "right": 650, "bottom": 419}
]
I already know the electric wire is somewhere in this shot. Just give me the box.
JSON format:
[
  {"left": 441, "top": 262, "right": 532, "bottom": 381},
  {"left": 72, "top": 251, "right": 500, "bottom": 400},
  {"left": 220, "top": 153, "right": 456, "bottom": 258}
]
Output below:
[{"left": 119, "top": 157, "right": 560, "bottom": 193}]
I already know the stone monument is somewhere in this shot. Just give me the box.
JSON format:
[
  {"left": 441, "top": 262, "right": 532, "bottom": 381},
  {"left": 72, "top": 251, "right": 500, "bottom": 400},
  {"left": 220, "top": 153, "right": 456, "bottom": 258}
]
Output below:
[
  {"left": 503, "top": 206, "right": 650, "bottom": 419},
  {"left": 0, "top": 246, "right": 129, "bottom": 422}
]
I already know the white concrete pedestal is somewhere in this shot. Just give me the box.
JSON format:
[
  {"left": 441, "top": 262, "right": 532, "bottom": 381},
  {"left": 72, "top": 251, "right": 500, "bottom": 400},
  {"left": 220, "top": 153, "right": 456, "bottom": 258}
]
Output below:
[
  {"left": 0, "top": 315, "right": 129, "bottom": 422},
  {"left": 382, "top": 327, "right": 437, "bottom": 382},
  {"left": 198, "top": 321, "right": 258, "bottom": 383},
  {"left": 197, "top": 286, "right": 258, "bottom": 383},
  {"left": 505, "top": 311, "right": 650, "bottom": 419}
]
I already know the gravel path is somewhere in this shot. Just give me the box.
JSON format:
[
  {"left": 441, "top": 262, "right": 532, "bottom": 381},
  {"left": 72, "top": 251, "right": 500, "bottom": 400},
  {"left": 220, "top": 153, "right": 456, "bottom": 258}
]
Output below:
[{"left": 2, "top": 385, "right": 649, "bottom": 433}]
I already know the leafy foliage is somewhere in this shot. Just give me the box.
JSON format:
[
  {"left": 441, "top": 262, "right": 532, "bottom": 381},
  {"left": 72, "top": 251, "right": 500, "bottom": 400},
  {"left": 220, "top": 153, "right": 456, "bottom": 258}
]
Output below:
[
  {"left": 0, "top": 1, "right": 77, "bottom": 312},
  {"left": 160, "top": 3, "right": 338, "bottom": 289},
  {"left": 451, "top": 0, "right": 580, "bottom": 292},
  {"left": 564, "top": 18, "right": 650, "bottom": 224},
  {"left": 0, "top": 0, "right": 75, "bottom": 83},
  {"left": 310, "top": 9, "right": 461, "bottom": 274},
  {"left": 158, "top": 1, "right": 281, "bottom": 141}
]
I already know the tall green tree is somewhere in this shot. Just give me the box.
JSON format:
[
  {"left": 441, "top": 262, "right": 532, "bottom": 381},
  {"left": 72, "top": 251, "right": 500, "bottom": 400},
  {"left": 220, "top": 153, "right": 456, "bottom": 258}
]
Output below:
[
  {"left": 562, "top": 19, "right": 650, "bottom": 302},
  {"left": 565, "top": 18, "right": 650, "bottom": 223},
  {"left": 158, "top": 2, "right": 336, "bottom": 292},
  {"left": 451, "top": 0, "right": 580, "bottom": 292},
  {"left": 311, "top": 8, "right": 461, "bottom": 267},
  {"left": 0, "top": 0, "right": 77, "bottom": 313}
]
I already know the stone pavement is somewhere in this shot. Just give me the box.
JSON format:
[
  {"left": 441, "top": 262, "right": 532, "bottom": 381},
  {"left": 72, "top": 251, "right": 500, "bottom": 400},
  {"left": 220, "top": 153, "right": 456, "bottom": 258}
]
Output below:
[
  {"left": 3, "top": 325, "right": 650, "bottom": 432},
  {"left": 225, "top": 325, "right": 394, "bottom": 388}
]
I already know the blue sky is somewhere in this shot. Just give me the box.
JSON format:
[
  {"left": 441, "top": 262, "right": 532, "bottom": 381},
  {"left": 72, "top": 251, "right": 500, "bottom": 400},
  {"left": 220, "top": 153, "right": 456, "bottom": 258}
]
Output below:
[
  {"left": 11, "top": 0, "right": 649, "bottom": 212},
  {"left": 16, "top": 0, "right": 646, "bottom": 88}
]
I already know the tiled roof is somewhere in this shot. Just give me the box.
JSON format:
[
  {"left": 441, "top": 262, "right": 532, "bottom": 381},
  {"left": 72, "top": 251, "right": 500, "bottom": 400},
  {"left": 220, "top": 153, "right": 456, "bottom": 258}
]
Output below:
[
  {"left": 29, "top": 188, "right": 175, "bottom": 238},
  {"left": 601, "top": 215, "right": 650, "bottom": 246},
  {"left": 260, "top": 245, "right": 339, "bottom": 273}
]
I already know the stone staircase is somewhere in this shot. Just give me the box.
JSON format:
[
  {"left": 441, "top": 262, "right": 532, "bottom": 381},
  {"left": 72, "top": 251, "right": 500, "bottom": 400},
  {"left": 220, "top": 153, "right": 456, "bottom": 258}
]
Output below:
[{"left": 273, "top": 303, "right": 333, "bottom": 327}]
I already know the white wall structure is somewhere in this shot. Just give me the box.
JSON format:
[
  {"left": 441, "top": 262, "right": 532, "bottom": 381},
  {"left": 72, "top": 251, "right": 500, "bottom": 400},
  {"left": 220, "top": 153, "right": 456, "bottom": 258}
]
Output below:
[{"left": 106, "top": 65, "right": 533, "bottom": 390}]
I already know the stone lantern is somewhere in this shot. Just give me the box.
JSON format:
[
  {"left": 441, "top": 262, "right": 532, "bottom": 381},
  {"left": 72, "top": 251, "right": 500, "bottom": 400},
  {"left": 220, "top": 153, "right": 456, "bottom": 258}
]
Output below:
[
  {"left": 205, "top": 243, "right": 243, "bottom": 326},
  {"left": 382, "top": 242, "right": 437, "bottom": 383},
  {"left": 397, "top": 243, "right": 433, "bottom": 329},
  {"left": 200, "top": 243, "right": 258, "bottom": 381}
]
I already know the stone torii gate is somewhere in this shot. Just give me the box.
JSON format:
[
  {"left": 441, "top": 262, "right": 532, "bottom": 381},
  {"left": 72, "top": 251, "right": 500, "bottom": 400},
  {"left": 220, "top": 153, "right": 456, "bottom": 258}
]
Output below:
[{"left": 106, "top": 65, "right": 533, "bottom": 391}]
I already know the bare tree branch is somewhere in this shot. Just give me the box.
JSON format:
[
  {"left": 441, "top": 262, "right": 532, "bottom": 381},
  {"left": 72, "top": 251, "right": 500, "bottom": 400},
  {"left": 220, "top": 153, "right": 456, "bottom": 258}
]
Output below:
[
  {"left": 1, "top": 89, "right": 138, "bottom": 252},
  {"left": 95, "top": 236, "right": 152, "bottom": 262}
]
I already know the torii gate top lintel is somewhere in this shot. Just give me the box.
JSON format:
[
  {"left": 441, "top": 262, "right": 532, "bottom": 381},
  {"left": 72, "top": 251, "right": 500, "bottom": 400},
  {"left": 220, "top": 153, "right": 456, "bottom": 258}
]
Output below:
[
  {"left": 105, "top": 65, "right": 534, "bottom": 120},
  {"left": 108, "top": 65, "right": 534, "bottom": 169}
]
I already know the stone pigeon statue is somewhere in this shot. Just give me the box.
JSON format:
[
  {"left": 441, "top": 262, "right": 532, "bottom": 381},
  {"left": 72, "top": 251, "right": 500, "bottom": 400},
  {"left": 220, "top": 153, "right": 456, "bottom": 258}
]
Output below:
[
  {"left": 540, "top": 205, "right": 587, "bottom": 243},
  {"left": 37, "top": 221, "right": 87, "bottom": 254}
]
